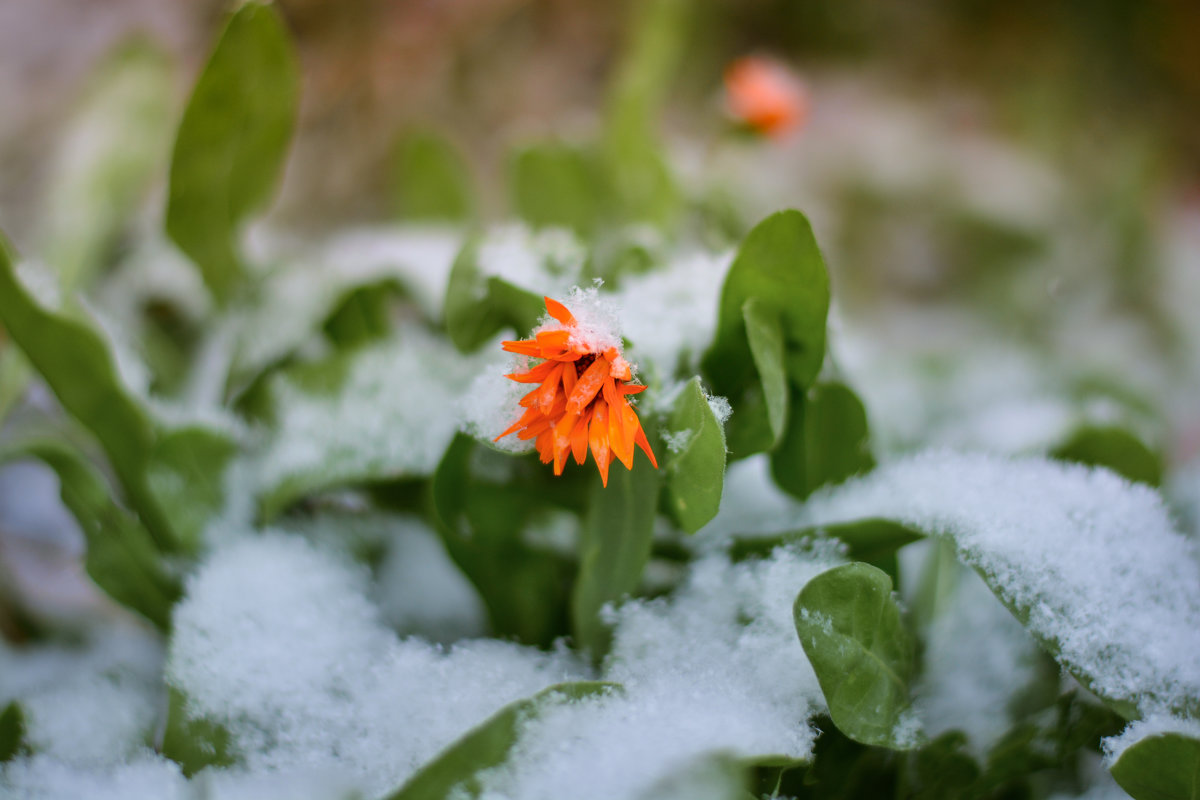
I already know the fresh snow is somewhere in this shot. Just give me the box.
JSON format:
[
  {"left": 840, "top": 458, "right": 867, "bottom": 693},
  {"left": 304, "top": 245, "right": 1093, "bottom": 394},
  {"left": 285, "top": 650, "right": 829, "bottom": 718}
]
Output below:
[
  {"left": 470, "top": 544, "right": 839, "bottom": 799},
  {"left": 802, "top": 451, "right": 1200, "bottom": 717}
]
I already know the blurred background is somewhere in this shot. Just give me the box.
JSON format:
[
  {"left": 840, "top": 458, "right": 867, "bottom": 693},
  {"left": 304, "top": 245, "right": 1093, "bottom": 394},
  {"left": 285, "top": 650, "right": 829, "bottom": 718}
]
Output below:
[{"left": 1, "top": 0, "right": 1199, "bottom": 603}]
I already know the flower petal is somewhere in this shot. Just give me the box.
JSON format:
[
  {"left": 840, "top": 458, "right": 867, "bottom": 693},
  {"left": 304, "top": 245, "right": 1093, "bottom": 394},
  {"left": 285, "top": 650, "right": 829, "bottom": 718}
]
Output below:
[
  {"left": 552, "top": 411, "right": 579, "bottom": 475},
  {"left": 589, "top": 399, "right": 611, "bottom": 487},
  {"left": 502, "top": 339, "right": 541, "bottom": 357},
  {"left": 567, "top": 357, "right": 611, "bottom": 415},
  {"left": 544, "top": 296, "right": 576, "bottom": 326},
  {"left": 571, "top": 410, "right": 591, "bottom": 465},
  {"left": 495, "top": 405, "right": 541, "bottom": 441},
  {"left": 517, "top": 416, "right": 554, "bottom": 440},
  {"left": 535, "top": 429, "right": 555, "bottom": 463},
  {"left": 505, "top": 360, "right": 556, "bottom": 383},
  {"left": 609, "top": 397, "right": 634, "bottom": 470},
  {"left": 561, "top": 358, "right": 578, "bottom": 395},
  {"left": 536, "top": 363, "right": 565, "bottom": 410},
  {"left": 634, "top": 425, "right": 658, "bottom": 469}
]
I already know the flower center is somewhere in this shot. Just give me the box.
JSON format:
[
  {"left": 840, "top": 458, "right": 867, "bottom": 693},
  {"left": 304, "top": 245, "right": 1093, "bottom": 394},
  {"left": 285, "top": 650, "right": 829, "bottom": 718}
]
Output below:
[{"left": 574, "top": 353, "right": 598, "bottom": 376}]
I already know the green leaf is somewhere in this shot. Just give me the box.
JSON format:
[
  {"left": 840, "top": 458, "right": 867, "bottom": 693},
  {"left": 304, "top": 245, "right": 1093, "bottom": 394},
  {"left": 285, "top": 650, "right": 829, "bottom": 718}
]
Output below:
[
  {"left": 146, "top": 426, "right": 238, "bottom": 553},
  {"left": 1051, "top": 424, "right": 1163, "bottom": 487},
  {"left": 161, "top": 687, "right": 238, "bottom": 776},
  {"left": 0, "top": 236, "right": 175, "bottom": 551},
  {"left": 1110, "top": 731, "right": 1200, "bottom": 800},
  {"left": 0, "top": 345, "right": 29, "bottom": 424},
  {"left": 602, "top": 0, "right": 687, "bottom": 226},
  {"left": 704, "top": 209, "right": 830, "bottom": 395},
  {"left": 572, "top": 457, "right": 660, "bottom": 658},
  {"left": 793, "top": 562, "right": 921, "bottom": 750},
  {"left": 321, "top": 279, "right": 399, "bottom": 348},
  {"left": 392, "top": 128, "right": 473, "bottom": 222},
  {"left": 443, "top": 237, "right": 545, "bottom": 353},
  {"left": 0, "top": 701, "right": 26, "bottom": 763},
  {"left": 664, "top": 377, "right": 726, "bottom": 534},
  {"left": 510, "top": 143, "right": 602, "bottom": 237},
  {"left": 771, "top": 381, "right": 875, "bottom": 499},
  {"left": 40, "top": 42, "right": 174, "bottom": 289},
  {"left": 0, "top": 440, "right": 181, "bottom": 631},
  {"left": 742, "top": 299, "right": 788, "bottom": 446},
  {"left": 165, "top": 1, "right": 298, "bottom": 303},
  {"left": 383, "top": 682, "right": 619, "bottom": 800},
  {"left": 730, "top": 518, "right": 924, "bottom": 586},
  {"left": 431, "top": 434, "right": 580, "bottom": 647}
]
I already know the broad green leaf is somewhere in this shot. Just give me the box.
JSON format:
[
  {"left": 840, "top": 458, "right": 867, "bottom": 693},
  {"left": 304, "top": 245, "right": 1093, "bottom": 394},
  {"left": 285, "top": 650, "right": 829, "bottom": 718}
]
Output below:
[
  {"left": 146, "top": 426, "right": 238, "bottom": 552},
  {"left": 664, "top": 377, "right": 726, "bottom": 534},
  {"left": 0, "top": 701, "right": 25, "bottom": 762},
  {"left": 794, "top": 562, "right": 921, "bottom": 749},
  {"left": 771, "top": 381, "right": 875, "bottom": 499},
  {"left": 165, "top": 1, "right": 298, "bottom": 303},
  {"left": 41, "top": 42, "right": 174, "bottom": 289},
  {"left": 0, "top": 440, "right": 181, "bottom": 631},
  {"left": 730, "top": 518, "right": 923, "bottom": 586},
  {"left": 161, "top": 687, "right": 238, "bottom": 776},
  {"left": 431, "top": 434, "right": 580, "bottom": 646},
  {"left": 572, "top": 455, "right": 660, "bottom": 658},
  {"left": 703, "top": 210, "right": 830, "bottom": 394},
  {"left": 391, "top": 128, "right": 473, "bottom": 222},
  {"left": 742, "top": 299, "right": 788, "bottom": 445},
  {"left": 0, "top": 236, "right": 174, "bottom": 551},
  {"left": 1051, "top": 424, "right": 1163, "bottom": 487},
  {"left": 510, "top": 143, "right": 602, "bottom": 237},
  {"left": 384, "top": 682, "right": 619, "bottom": 800},
  {"left": 443, "top": 237, "right": 544, "bottom": 353},
  {"left": 1110, "top": 730, "right": 1200, "bottom": 800}
]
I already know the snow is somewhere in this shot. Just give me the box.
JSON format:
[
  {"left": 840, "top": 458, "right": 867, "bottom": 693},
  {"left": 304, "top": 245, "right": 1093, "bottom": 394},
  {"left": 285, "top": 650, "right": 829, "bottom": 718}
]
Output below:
[
  {"left": 535, "top": 284, "right": 623, "bottom": 357},
  {"left": 915, "top": 567, "right": 1045, "bottom": 757},
  {"left": 612, "top": 249, "right": 731, "bottom": 379},
  {"left": 166, "top": 533, "right": 584, "bottom": 797},
  {"left": 0, "top": 629, "right": 163, "bottom": 767},
  {"left": 662, "top": 429, "right": 693, "bottom": 454},
  {"left": 0, "top": 755, "right": 188, "bottom": 800},
  {"left": 475, "top": 224, "right": 586, "bottom": 298},
  {"left": 233, "top": 225, "right": 462, "bottom": 376},
  {"left": 369, "top": 515, "right": 489, "bottom": 642},
  {"left": 802, "top": 451, "right": 1200, "bottom": 717},
  {"left": 257, "top": 325, "right": 486, "bottom": 499},
  {"left": 471, "top": 544, "right": 840, "bottom": 799},
  {"left": 693, "top": 455, "right": 805, "bottom": 548}
]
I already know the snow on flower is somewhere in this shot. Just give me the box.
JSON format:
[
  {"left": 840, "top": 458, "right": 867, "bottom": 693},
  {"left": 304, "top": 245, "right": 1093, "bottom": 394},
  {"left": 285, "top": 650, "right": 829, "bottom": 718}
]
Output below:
[{"left": 495, "top": 295, "right": 658, "bottom": 486}]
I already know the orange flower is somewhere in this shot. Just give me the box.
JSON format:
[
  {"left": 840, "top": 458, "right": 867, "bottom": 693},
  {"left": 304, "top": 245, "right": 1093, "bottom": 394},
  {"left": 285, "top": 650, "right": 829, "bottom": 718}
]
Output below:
[
  {"left": 723, "top": 56, "right": 809, "bottom": 139},
  {"left": 495, "top": 296, "right": 658, "bottom": 487}
]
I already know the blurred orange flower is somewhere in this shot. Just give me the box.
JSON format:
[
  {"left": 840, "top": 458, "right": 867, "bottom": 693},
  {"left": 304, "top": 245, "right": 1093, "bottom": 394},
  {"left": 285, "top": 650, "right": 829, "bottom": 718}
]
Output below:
[
  {"left": 724, "top": 56, "right": 809, "bottom": 138},
  {"left": 496, "top": 297, "right": 657, "bottom": 487}
]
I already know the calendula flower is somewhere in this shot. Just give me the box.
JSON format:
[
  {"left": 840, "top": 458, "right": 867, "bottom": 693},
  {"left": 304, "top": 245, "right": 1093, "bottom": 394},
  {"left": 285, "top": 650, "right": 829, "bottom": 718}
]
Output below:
[
  {"left": 723, "top": 56, "right": 809, "bottom": 139},
  {"left": 495, "top": 296, "right": 658, "bottom": 487}
]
